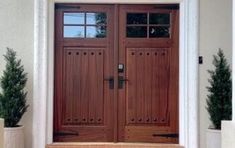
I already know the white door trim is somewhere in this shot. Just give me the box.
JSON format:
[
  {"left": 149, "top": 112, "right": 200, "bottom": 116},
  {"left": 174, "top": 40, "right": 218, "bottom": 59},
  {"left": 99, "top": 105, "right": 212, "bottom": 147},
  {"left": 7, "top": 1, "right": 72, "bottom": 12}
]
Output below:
[{"left": 33, "top": 0, "right": 199, "bottom": 148}]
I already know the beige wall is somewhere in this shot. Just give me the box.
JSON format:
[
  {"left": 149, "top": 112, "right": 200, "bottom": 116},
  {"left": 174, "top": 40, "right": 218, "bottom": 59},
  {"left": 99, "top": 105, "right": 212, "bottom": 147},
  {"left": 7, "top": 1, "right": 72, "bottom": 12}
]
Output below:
[
  {"left": 0, "top": 0, "right": 34, "bottom": 148},
  {"left": 199, "top": 0, "right": 232, "bottom": 148},
  {"left": 0, "top": 0, "right": 233, "bottom": 148}
]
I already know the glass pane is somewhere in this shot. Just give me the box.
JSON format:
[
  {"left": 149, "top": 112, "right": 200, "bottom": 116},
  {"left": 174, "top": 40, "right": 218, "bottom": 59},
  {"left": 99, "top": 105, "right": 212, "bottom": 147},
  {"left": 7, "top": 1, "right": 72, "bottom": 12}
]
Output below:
[
  {"left": 149, "top": 13, "right": 170, "bottom": 25},
  {"left": 149, "top": 26, "right": 170, "bottom": 38},
  {"left": 64, "top": 26, "right": 85, "bottom": 38},
  {"left": 86, "top": 26, "right": 106, "bottom": 38},
  {"left": 64, "top": 13, "right": 85, "bottom": 24},
  {"left": 126, "top": 26, "right": 147, "bottom": 38},
  {"left": 86, "top": 13, "right": 107, "bottom": 25},
  {"left": 127, "top": 13, "right": 147, "bottom": 24}
]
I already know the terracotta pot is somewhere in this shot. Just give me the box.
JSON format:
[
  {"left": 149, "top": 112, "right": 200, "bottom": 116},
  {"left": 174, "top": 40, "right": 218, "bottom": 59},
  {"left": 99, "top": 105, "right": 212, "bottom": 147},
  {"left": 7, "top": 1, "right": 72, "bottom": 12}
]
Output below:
[
  {"left": 4, "top": 126, "right": 24, "bottom": 148},
  {"left": 207, "top": 129, "right": 221, "bottom": 148}
]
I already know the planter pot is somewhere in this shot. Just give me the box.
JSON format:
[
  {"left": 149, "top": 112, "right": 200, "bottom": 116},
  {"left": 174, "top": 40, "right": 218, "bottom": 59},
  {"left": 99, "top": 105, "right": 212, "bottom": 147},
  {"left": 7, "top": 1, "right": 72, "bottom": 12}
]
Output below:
[
  {"left": 4, "top": 126, "right": 24, "bottom": 148},
  {"left": 207, "top": 129, "right": 221, "bottom": 148}
]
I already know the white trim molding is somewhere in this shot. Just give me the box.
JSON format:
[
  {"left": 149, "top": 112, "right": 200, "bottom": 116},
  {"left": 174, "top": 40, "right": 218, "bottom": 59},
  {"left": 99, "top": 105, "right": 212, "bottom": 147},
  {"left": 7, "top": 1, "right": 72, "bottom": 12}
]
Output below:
[
  {"left": 33, "top": 0, "right": 48, "bottom": 148},
  {"left": 33, "top": 0, "right": 199, "bottom": 148}
]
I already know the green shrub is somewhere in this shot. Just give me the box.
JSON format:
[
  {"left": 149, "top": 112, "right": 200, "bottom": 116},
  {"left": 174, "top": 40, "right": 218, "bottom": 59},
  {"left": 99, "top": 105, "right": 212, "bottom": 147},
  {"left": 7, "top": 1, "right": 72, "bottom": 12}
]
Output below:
[
  {"left": 206, "top": 49, "right": 232, "bottom": 129},
  {"left": 0, "top": 48, "right": 29, "bottom": 127}
]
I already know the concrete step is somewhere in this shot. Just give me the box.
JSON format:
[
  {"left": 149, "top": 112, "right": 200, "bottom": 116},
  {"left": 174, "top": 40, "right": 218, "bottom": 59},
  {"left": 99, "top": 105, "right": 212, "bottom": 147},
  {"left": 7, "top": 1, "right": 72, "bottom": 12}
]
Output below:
[{"left": 47, "top": 143, "right": 183, "bottom": 148}]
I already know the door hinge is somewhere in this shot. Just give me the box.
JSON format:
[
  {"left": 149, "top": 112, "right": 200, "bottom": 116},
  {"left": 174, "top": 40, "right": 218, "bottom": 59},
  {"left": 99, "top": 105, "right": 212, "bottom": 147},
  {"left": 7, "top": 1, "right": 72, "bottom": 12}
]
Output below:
[
  {"left": 55, "top": 4, "right": 81, "bottom": 10},
  {"left": 54, "top": 130, "right": 79, "bottom": 136},
  {"left": 152, "top": 133, "right": 179, "bottom": 138},
  {"left": 154, "top": 4, "right": 179, "bottom": 10}
]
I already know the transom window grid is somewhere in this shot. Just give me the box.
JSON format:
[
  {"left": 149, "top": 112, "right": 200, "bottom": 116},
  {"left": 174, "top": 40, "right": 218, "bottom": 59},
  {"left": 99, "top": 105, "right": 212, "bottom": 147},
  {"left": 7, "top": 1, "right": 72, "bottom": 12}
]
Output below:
[
  {"left": 63, "top": 12, "right": 107, "bottom": 38},
  {"left": 126, "top": 12, "right": 171, "bottom": 38}
]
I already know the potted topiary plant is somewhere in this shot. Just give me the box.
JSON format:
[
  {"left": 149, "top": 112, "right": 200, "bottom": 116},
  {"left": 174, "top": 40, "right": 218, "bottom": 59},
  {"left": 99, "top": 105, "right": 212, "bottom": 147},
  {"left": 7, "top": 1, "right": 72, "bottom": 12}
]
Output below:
[
  {"left": 206, "top": 49, "right": 232, "bottom": 148},
  {"left": 0, "top": 48, "right": 29, "bottom": 148}
]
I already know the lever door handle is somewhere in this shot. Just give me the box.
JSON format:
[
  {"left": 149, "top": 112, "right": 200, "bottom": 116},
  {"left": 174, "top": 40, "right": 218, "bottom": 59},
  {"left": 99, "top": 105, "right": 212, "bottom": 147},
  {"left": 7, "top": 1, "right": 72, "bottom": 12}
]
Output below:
[
  {"left": 104, "top": 77, "right": 114, "bottom": 89},
  {"left": 118, "top": 76, "right": 128, "bottom": 89}
]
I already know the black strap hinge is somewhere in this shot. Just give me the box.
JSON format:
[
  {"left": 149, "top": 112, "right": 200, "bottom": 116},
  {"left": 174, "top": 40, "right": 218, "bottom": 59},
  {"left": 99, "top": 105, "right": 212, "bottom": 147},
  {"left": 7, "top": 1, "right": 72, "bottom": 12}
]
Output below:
[
  {"left": 154, "top": 4, "right": 179, "bottom": 10},
  {"left": 55, "top": 4, "right": 81, "bottom": 10},
  {"left": 54, "top": 130, "right": 79, "bottom": 136},
  {"left": 152, "top": 133, "right": 179, "bottom": 138}
]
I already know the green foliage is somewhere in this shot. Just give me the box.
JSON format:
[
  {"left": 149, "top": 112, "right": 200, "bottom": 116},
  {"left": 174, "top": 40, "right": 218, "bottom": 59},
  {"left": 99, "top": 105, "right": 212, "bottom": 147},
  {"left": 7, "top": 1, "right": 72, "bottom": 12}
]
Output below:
[
  {"left": 0, "top": 48, "right": 29, "bottom": 127},
  {"left": 206, "top": 49, "right": 232, "bottom": 129}
]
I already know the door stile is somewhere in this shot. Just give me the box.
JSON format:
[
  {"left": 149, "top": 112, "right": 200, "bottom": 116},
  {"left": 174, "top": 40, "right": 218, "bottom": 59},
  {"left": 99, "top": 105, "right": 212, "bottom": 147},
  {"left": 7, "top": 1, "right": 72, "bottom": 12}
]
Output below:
[
  {"left": 169, "top": 9, "right": 179, "bottom": 138},
  {"left": 113, "top": 4, "right": 120, "bottom": 142},
  {"left": 117, "top": 5, "right": 126, "bottom": 141}
]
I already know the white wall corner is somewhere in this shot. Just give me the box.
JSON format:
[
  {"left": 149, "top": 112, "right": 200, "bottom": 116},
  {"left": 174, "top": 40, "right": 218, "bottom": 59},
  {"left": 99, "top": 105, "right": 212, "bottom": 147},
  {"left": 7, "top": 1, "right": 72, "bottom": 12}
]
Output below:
[{"left": 222, "top": 121, "right": 235, "bottom": 148}]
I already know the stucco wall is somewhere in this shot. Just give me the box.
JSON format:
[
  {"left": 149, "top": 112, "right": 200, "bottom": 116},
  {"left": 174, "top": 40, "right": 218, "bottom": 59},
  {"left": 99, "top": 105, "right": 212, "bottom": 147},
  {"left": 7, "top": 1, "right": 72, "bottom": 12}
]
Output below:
[
  {"left": 0, "top": 0, "right": 34, "bottom": 148},
  {"left": 0, "top": 0, "right": 233, "bottom": 148},
  {"left": 199, "top": 0, "right": 232, "bottom": 148}
]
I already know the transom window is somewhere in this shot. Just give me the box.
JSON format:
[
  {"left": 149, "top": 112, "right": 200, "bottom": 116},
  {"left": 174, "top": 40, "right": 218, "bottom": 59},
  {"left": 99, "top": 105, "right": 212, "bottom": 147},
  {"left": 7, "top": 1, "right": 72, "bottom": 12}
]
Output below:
[
  {"left": 63, "top": 12, "right": 107, "bottom": 38},
  {"left": 126, "top": 13, "right": 171, "bottom": 38}
]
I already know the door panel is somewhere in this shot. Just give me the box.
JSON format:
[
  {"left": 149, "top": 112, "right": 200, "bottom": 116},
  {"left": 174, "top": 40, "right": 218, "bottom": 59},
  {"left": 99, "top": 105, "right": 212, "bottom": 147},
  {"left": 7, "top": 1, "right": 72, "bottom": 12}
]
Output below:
[
  {"left": 62, "top": 48, "right": 104, "bottom": 125},
  {"left": 54, "top": 4, "right": 115, "bottom": 142},
  {"left": 118, "top": 5, "right": 179, "bottom": 143},
  {"left": 126, "top": 48, "right": 170, "bottom": 125}
]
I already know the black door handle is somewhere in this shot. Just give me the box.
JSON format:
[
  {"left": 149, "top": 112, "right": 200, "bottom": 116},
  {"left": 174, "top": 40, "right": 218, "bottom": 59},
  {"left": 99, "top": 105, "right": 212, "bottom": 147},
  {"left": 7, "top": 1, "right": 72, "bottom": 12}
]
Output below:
[
  {"left": 118, "top": 76, "right": 128, "bottom": 89},
  {"left": 104, "top": 77, "right": 114, "bottom": 89}
]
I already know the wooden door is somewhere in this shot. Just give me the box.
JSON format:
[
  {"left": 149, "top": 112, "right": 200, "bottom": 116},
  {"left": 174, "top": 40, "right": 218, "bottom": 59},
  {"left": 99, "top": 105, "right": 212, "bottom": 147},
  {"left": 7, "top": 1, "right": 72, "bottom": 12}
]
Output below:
[
  {"left": 54, "top": 4, "right": 115, "bottom": 142},
  {"left": 118, "top": 5, "right": 179, "bottom": 143},
  {"left": 54, "top": 4, "right": 179, "bottom": 143}
]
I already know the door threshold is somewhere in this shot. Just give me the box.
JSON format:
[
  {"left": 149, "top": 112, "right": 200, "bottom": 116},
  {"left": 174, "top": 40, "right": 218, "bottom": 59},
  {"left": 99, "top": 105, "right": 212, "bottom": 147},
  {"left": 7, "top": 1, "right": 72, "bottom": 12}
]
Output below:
[{"left": 47, "top": 142, "right": 183, "bottom": 148}]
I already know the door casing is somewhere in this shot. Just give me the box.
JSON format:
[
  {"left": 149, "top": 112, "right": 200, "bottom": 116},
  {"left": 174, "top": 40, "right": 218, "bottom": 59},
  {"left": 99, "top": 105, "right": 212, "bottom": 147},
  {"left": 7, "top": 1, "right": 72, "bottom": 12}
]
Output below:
[{"left": 33, "top": 0, "right": 199, "bottom": 147}]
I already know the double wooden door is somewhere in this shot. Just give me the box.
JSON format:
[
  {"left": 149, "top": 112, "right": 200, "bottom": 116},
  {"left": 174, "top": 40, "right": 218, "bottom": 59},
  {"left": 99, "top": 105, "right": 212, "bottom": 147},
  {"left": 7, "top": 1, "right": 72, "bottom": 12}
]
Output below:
[{"left": 54, "top": 4, "right": 179, "bottom": 143}]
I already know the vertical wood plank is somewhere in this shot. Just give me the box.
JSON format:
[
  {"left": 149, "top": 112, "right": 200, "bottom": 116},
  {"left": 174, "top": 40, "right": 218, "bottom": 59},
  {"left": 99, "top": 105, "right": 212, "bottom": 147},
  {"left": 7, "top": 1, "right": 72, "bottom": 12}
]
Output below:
[
  {"left": 64, "top": 50, "right": 74, "bottom": 124},
  {"left": 80, "top": 50, "right": 89, "bottom": 124},
  {"left": 158, "top": 49, "right": 169, "bottom": 123},
  {"left": 88, "top": 50, "right": 97, "bottom": 124},
  {"left": 136, "top": 51, "right": 145, "bottom": 124},
  {"left": 126, "top": 50, "right": 137, "bottom": 124},
  {"left": 95, "top": 50, "right": 104, "bottom": 124},
  {"left": 73, "top": 51, "right": 82, "bottom": 124},
  {"left": 144, "top": 50, "right": 152, "bottom": 124},
  {"left": 151, "top": 50, "right": 160, "bottom": 124}
]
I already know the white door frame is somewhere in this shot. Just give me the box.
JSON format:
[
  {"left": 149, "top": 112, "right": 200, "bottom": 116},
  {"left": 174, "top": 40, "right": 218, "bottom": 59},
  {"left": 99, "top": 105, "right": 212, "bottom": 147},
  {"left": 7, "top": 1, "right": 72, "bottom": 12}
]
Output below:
[{"left": 33, "top": 0, "right": 199, "bottom": 148}]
